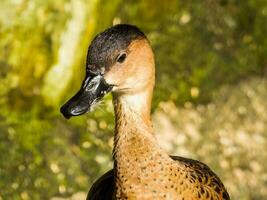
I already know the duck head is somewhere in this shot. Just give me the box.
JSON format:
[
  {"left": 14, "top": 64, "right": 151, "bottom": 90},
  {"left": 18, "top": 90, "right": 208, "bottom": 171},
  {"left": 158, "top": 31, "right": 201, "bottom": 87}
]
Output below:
[{"left": 60, "top": 24, "right": 155, "bottom": 119}]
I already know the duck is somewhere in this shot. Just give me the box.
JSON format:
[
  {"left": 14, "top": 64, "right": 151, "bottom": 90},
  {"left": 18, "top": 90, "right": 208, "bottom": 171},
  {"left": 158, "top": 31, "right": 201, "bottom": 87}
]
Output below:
[{"left": 60, "top": 24, "right": 230, "bottom": 200}]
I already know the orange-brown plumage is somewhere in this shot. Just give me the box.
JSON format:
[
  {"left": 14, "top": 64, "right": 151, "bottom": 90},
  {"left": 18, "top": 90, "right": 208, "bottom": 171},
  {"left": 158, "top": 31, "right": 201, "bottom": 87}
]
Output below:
[{"left": 60, "top": 24, "right": 230, "bottom": 200}]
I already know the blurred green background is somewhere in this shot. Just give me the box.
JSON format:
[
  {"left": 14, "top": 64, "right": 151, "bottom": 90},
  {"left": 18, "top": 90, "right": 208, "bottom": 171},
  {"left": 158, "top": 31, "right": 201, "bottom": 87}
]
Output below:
[{"left": 0, "top": 0, "right": 267, "bottom": 199}]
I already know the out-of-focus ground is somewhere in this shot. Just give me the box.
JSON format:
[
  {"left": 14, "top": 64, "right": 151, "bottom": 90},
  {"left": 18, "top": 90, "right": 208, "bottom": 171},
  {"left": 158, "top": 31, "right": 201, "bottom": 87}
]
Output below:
[
  {"left": 1, "top": 0, "right": 267, "bottom": 199},
  {"left": 154, "top": 77, "right": 267, "bottom": 200}
]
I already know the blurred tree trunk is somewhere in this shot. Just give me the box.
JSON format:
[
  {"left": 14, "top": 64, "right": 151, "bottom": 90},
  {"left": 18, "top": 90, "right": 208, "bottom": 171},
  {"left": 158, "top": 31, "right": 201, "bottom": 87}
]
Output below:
[
  {"left": 42, "top": 0, "right": 97, "bottom": 106},
  {"left": 42, "top": 0, "right": 122, "bottom": 107}
]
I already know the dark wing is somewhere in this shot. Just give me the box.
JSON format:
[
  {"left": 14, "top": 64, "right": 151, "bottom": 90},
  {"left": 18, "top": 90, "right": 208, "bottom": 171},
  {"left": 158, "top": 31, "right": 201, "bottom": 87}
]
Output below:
[
  {"left": 86, "top": 169, "right": 114, "bottom": 200},
  {"left": 170, "top": 155, "right": 230, "bottom": 200}
]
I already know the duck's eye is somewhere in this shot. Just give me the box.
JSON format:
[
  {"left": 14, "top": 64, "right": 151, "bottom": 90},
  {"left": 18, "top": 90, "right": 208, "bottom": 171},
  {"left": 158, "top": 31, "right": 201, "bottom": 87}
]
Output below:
[{"left": 116, "top": 53, "right": 127, "bottom": 63}]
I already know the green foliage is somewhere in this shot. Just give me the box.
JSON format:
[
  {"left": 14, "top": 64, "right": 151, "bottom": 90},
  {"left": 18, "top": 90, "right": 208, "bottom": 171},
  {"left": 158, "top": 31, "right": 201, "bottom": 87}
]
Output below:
[
  {"left": 0, "top": 100, "right": 114, "bottom": 199},
  {"left": 116, "top": 0, "right": 267, "bottom": 106},
  {"left": 0, "top": 0, "right": 266, "bottom": 199}
]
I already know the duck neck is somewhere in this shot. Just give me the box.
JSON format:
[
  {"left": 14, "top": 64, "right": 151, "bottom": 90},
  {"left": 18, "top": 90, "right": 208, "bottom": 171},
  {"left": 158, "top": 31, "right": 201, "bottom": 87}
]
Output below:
[
  {"left": 113, "top": 87, "right": 154, "bottom": 150},
  {"left": 114, "top": 87, "right": 153, "bottom": 126},
  {"left": 112, "top": 87, "right": 171, "bottom": 197}
]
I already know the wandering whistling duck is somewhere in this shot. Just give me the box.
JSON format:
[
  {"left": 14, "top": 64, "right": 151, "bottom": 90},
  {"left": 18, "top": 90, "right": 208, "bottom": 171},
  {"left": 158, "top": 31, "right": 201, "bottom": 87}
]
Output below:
[{"left": 60, "top": 24, "right": 230, "bottom": 200}]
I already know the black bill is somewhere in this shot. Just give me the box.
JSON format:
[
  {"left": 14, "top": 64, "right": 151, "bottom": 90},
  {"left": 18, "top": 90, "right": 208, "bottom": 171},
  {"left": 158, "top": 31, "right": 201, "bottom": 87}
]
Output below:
[{"left": 60, "top": 72, "right": 112, "bottom": 119}]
